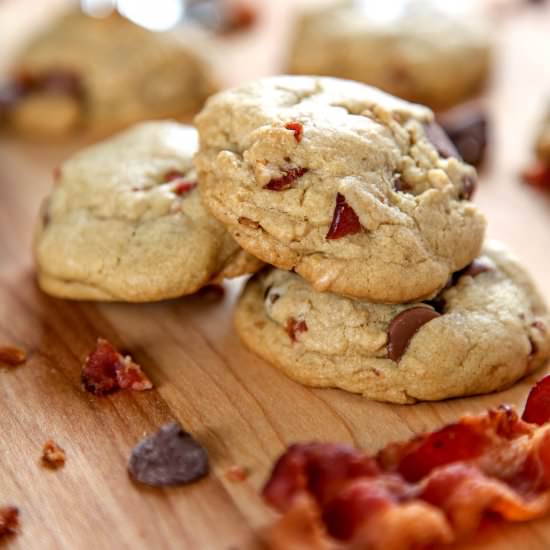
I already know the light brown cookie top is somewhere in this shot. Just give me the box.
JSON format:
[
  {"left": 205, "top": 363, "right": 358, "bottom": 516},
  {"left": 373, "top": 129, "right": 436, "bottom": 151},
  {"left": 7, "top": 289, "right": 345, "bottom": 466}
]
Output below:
[
  {"left": 195, "top": 76, "right": 486, "bottom": 303},
  {"left": 34, "top": 121, "right": 261, "bottom": 302},
  {"left": 288, "top": 0, "right": 492, "bottom": 111},
  {"left": 235, "top": 240, "right": 550, "bottom": 404},
  {"left": 1, "top": 11, "right": 217, "bottom": 139}
]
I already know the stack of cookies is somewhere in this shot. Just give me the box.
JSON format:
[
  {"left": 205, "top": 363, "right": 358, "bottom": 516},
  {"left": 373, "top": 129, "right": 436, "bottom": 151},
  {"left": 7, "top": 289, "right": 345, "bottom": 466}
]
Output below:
[{"left": 194, "top": 76, "right": 550, "bottom": 403}]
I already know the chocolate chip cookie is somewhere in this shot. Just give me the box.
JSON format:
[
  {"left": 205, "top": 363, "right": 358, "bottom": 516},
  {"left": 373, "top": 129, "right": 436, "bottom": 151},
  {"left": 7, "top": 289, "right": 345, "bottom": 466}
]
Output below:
[
  {"left": 34, "top": 121, "right": 262, "bottom": 302},
  {"left": 195, "top": 76, "right": 486, "bottom": 303},
  {"left": 288, "top": 1, "right": 492, "bottom": 111},
  {"left": 1, "top": 11, "right": 216, "bottom": 139},
  {"left": 235, "top": 240, "right": 550, "bottom": 403}
]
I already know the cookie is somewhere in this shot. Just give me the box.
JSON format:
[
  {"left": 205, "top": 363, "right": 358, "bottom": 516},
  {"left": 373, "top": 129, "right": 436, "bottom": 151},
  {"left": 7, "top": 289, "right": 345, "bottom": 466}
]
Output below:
[
  {"left": 195, "top": 76, "right": 486, "bottom": 303},
  {"left": 288, "top": 1, "right": 491, "bottom": 111},
  {"left": 34, "top": 121, "right": 262, "bottom": 302},
  {"left": 235, "top": 240, "right": 550, "bottom": 404},
  {"left": 1, "top": 11, "right": 217, "bottom": 138}
]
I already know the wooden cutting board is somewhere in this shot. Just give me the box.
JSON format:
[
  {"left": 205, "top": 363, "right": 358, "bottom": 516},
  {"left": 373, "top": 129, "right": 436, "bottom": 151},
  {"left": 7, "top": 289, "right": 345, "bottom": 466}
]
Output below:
[{"left": 1, "top": 1, "right": 550, "bottom": 548}]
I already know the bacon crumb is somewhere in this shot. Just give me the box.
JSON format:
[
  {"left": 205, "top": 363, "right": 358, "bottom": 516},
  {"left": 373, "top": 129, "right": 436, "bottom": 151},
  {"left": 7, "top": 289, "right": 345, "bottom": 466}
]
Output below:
[
  {"left": 326, "top": 193, "right": 362, "bottom": 239},
  {"left": 285, "top": 318, "right": 308, "bottom": 343},
  {"left": 81, "top": 338, "right": 153, "bottom": 396},
  {"left": 265, "top": 167, "right": 308, "bottom": 191},
  {"left": 262, "top": 374, "right": 550, "bottom": 549},
  {"left": 285, "top": 122, "right": 303, "bottom": 143},
  {"left": 521, "top": 161, "right": 550, "bottom": 190},
  {"left": 225, "top": 465, "right": 250, "bottom": 482},
  {"left": 0, "top": 345, "right": 27, "bottom": 367},
  {"left": 0, "top": 506, "right": 19, "bottom": 538},
  {"left": 41, "top": 440, "right": 66, "bottom": 469}
]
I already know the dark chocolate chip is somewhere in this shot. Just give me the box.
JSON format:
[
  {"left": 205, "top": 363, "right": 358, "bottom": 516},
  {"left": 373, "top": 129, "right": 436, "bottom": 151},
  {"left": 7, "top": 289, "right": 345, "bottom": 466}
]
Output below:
[
  {"left": 387, "top": 307, "right": 441, "bottom": 362},
  {"left": 440, "top": 110, "right": 488, "bottom": 168},
  {"left": 424, "top": 122, "right": 461, "bottom": 160},
  {"left": 128, "top": 422, "right": 209, "bottom": 487},
  {"left": 393, "top": 174, "right": 413, "bottom": 193}
]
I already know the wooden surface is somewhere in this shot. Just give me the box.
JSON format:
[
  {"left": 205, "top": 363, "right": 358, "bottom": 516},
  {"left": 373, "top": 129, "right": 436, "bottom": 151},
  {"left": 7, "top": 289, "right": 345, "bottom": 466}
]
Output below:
[{"left": 1, "top": 1, "right": 550, "bottom": 549}]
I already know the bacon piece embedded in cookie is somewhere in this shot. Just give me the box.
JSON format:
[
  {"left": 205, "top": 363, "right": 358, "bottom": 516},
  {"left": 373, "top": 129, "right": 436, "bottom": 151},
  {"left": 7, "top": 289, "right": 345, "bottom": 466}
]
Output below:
[
  {"left": 262, "top": 376, "right": 550, "bottom": 549},
  {"left": 81, "top": 338, "right": 153, "bottom": 396}
]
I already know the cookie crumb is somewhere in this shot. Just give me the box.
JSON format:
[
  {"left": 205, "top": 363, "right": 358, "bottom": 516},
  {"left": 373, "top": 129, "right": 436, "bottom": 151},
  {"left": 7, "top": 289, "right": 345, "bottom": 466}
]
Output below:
[
  {"left": 225, "top": 465, "right": 250, "bottom": 482},
  {"left": 82, "top": 338, "right": 153, "bottom": 396},
  {"left": 0, "top": 345, "right": 27, "bottom": 367},
  {"left": 41, "top": 440, "right": 66, "bottom": 469},
  {"left": 0, "top": 506, "right": 19, "bottom": 538}
]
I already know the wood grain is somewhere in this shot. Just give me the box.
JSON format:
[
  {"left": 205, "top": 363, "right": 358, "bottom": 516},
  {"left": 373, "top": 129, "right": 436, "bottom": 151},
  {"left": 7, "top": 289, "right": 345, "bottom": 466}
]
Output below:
[{"left": 1, "top": 1, "right": 550, "bottom": 549}]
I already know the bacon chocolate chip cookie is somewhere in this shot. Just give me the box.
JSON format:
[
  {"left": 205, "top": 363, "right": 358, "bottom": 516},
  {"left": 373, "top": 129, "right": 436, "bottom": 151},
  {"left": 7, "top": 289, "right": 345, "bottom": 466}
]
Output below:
[
  {"left": 235, "top": 240, "right": 550, "bottom": 403},
  {"left": 195, "top": 76, "right": 486, "bottom": 303},
  {"left": 34, "top": 122, "right": 261, "bottom": 302}
]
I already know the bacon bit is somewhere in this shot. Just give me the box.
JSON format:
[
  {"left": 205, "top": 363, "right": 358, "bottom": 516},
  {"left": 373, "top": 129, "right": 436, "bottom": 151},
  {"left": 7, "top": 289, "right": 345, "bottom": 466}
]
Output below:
[
  {"left": 41, "top": 440, "right": 66, "bottom": 469},
  {"left": 81, "top": 338, "right": 153, "bottom": 396},
  {"left": 163, "top": 170, "right": 197, "bottom": 195},
  {"left": 238, "top": 216, "right": 260, "bottom": 229},
  {"left": 285, "top": 318, "right": 308, "bottom": 343},
  {"left": 163, "top": 170, "right": 186, "bottom": 182},
  {"left": 521, "top": 160, "right": 550, "bottom": 190},
  {"left": 218, "top": 3, "right": 257, "bottom": 34},
  {"left": 262, "top": 377, "right": 550, "bottom": 549},
  {"left": 225, "top": 465, "right": 250, "bottom": 482},
  {"left": 173, "top": 181, "right": 197, "bottom": 195},
  {"left": 326, "top": 193, "right": 362, "bottom": 240},
  {"left": 523, "top": 375, "right": 550, "bottom": 425},
  {"left": 264, "top": 167, "right": 308, "bottom": 191},
  {"left": 0, "top": 345, "right": 27, "bottom": 367},
  {"left": 52, "top": 165, "right": 61, "bottom": 182},
  {"left": 285, "top": 122, "right": 304, "bottom": 143},
  {"left": 0, "top": 506, "right": 19, "bottom": 538}
]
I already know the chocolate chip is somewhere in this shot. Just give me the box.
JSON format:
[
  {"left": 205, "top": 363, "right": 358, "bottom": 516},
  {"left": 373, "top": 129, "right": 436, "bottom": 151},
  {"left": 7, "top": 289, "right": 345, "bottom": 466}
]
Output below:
[
  {"left": 439, "top": 108, "right": 487, "bottom": 168},
  {"left": 128, "top": 422, "right": 209, "bottom": 487},
  {"left": 393, "top": 174, "right": 413, "bottom": 193},
  {"left": 265, "top": 167, "right": 308, "bottom": 191},
  {"left": 387, "top": 307, "right": 441, "bottom": 362},
  {"left": 424, "top": 122, "right": 461, "bottom": 160}
]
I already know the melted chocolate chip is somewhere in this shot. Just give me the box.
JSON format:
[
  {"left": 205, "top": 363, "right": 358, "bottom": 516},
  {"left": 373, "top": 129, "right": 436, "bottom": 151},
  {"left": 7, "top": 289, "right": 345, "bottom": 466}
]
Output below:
[
  {"left": 424, "top": 122, "right": 461, "bottom": 160},
  {"left": 387, "top": 307, "right": 441, "bottom": 362},
  {"left": 440, "top": 109, "right": 487, "bottom": 168},
  {"left": 128, "top": 422, "right": 209, "bottom": 487},
  {"left": 326, "top": 193, "right": 362, "bottom": 239}
]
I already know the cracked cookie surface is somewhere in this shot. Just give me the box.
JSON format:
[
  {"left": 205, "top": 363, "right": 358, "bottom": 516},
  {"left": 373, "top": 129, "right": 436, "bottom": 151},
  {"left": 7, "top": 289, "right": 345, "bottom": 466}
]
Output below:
[
  {"left": 288, "top": 1, "right": 491, "bottom": 111},
  {"left": 3, "top": 11, "right": 217, "bottom": 138},
  {"left": 195, "top": 76, "right": 486, "bottom": 303},
  {"left": 34, "top": 121, "right": 262, "bottom": 302},
  {"left": 235, "top": 240, "right": 550, "bottom": 403}
]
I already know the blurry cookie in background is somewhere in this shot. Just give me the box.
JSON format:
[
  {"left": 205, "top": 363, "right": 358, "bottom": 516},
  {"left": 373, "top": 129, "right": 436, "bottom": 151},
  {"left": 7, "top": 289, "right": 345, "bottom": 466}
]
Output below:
[
  {"left": 34, "top": 122, "right": 262, "bottom": 302},
  {"left": 288, "top": 0, "right": 492, "bottom": 166},
  {"left": 522, "top": 102, "right": 550, "bottom": 189},
  {"left": 0, "top": 10, "right": 217, "bottom": 140}
]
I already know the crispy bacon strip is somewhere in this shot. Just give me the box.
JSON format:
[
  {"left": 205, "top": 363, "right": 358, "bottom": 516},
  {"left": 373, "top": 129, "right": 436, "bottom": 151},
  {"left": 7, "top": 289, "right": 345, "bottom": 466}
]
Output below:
[{"left": 263, "top": 376, "right": 550, "bottom": 549}]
